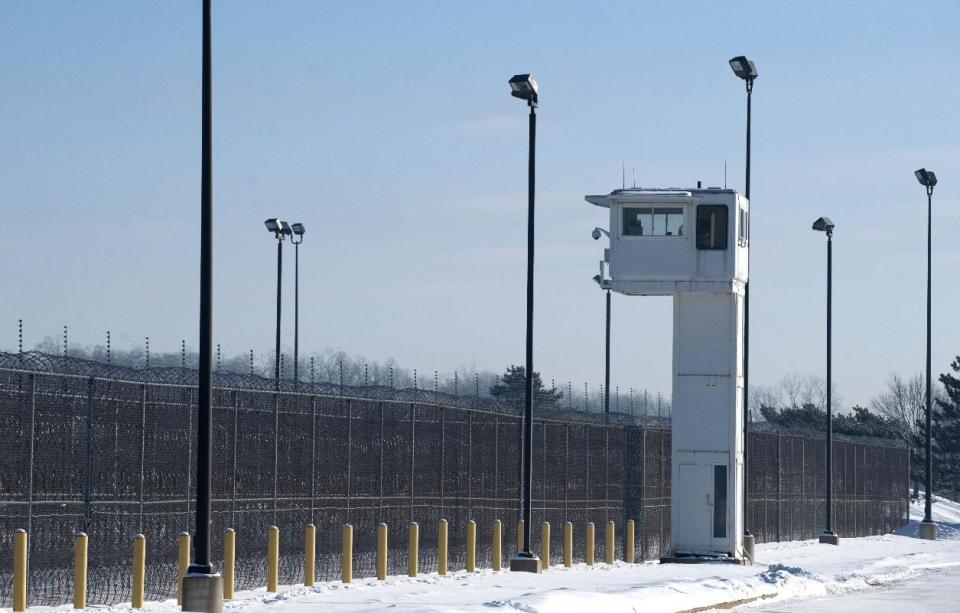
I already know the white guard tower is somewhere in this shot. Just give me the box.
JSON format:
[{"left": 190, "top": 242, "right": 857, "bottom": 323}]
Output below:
[{"left": 586, "top": 187, "right": 749, "bottom": 561}]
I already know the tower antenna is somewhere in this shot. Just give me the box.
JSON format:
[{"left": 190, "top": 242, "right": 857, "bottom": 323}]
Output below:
[{"left": 724, "top": 160, "right": 727, "bottom": 189}]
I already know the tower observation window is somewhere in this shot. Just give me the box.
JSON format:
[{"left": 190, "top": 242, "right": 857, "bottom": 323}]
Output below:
[
  {"left": 622, "top": 206, "right": 684, "bottom": 237},
  {"left": 696, "top": 204, "right": 728, "bottom": 250}
]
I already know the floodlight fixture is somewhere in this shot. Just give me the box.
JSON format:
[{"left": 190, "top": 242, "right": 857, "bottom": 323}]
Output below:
[
  {"left": 812, "top": 217, "right": 835, "bottom": 236},
  {"left": 915, "top": 168, "right": 937, "bottom": 189},
  {"left": 264, "top": 218, "right": 284, "bottom": 235},
  {"left": 291, "top": 222, "right": 306, "bottom": 236},
  {"left": 509, "top": 74, "right": 538, "bottom": 107},
  {"left": 729, "top": 56, "right": 758, "bottom": 81},
  {"left": 280, "top": 220, "right": 292, "bottom": 236}
]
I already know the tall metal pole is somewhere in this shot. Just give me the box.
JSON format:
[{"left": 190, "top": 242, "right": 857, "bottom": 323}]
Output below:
[
  {"left": 742, "top": 75, "right": 754, "bottom": 544},
  {"left": 294, "top": 240, "right": 300, "bottom": 387},
  {"left": 826, "top": 230, "right": 833, "bottom": 534},
  {"left": 274, "top": 238, "right": 283, "bottom": 391},
  {"left": 925, "top": 187, "right": 933, "bottom": 524},
  {"left": 604, "top": 289, "right": 611, "bottom": 415},
  {"left": 521, "top": 103, "right": 536, "bottom": 557},
  {"left": 184, "top": 0, "right": 223, "bottom": 608}
]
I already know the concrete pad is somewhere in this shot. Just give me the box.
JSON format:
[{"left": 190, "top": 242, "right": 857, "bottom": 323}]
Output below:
[
  {"left": 919, "top": 521, "right": 937, "bottom": 540},
  {"left": 182, "top": 573, "right": 224, "bottom": 613},
  {"left": 818, "top": 532, "right": 840, "bottom": 546},
  {"left": 509, "top": 555, "right": 541, "bottom": 573}
]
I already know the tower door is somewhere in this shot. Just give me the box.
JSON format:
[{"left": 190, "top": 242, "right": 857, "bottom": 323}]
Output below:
[{"left": 677, "top": 463, "right": 713, "bottom": 551}]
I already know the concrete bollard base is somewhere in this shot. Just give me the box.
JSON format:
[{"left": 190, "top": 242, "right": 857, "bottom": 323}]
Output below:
[
  {"left": 818, "top": 531, "right": 840, "bottom": 546},
  {"left": 509, "top": 554, "right": 541, "bottom": 573},
  {"left": 743, "top": 533, "right": 756, "bottom": 562},
  {"left": 182, "top": 573, "right": 224, "bottom": 613},
  {"left": 919, "top": 522, "right": 937, "bottom": 541}
]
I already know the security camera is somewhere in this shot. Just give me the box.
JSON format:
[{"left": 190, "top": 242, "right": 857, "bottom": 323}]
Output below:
[{"left": 592, "top": 228, "right": 602, "bottom": 240}]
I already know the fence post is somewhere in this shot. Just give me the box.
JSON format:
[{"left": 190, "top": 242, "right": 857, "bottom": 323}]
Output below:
[
  {"left": 541, "top": 522, "right": 550, "bottom": 570},
  {"left": 223, "top": 528, "right": 235, "bottom": 600},
  {"left": 267, "top": 526, "right": 279, "bottom": 593},
  {"left": 85, "top": 378, "right": 94, "bottom": 532},
  {"left": 606, "top": 521, "right": 615, "bottom": 565},
  {"left": 346, "top": 399, "right": 352, "bottom": 519},
  {"left": 305, "top": 524, "right": 316, "bottom": 587},
  {"left": 491, "top": 520, "right": 501, "bottom": 571},
  {"left": 466, "top": 520, "right": 476, "bottom": 572},
  {"left": 438, "top": 519, "right": 448, "bottom": 576},
  {"left": 378, "top": 402, "right": 385, "bottom": 523},
  {"left": 440, "top": 407, "right": 445, "bottom": 518},
  {"left": 184, "top": 389, "right": 193, "bottom": 531},
  {"left": 26, "top": 376, "right": 36, "bottom": 538},
  {"left": 408, "top": 522, "right": 419, "bottom": 577},
  {"left": 138, "top": 384, "right": 147, "bottom": 533},
  {"left": 13, "top": 529, "right": 27, "bottom": 612},
  {"left": 177, "top": 532, "right": 190, "bottom": 605},
  {"left": 230, "top": 391, "right": 239, "bottom": 529},
  {"left": 377, "top": 523, "right": 388, "bottom": 580},
  {"left": 74, "top": 532, "right": 87, "bottom": 609},
  {"left": 132, "top": 534, "right": 145, "bottom": 610},
  {"left": 625, "top": 520, "right": 635, "bottom": 563},
  {"left": 563, "top": 522, "right": 572, "bottom": 568},
  {"left": 342, "top": 524, "right": 353, "bottom": 584},
  {"left": 410, "top": 404, "right": 416, "bottom": 521},
  {"left": 586, "top": 522, "right": 595, "bottom": 566},
  {"left": 310, "top": 395, "right": 317, "bottom": 525}
]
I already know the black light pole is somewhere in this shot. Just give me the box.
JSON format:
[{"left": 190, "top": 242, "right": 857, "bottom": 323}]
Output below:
[
  {"left": 508, "top": 73, "right": 540, "bottom": 573},
  {"left": 265, "top": 219, "right": 291, "bottom": 391},
  {"left": 813, "top": 217, "right": 839, "bottom": 545},
  {"left": 729, "top": 54, "right": 758, "bottom": 560},
  {"left": 915, "top": 168, "right": 938, "bottom": 540},
  {"left": 290, "top": 223, "right": 305, "bottom": 388},
  {"left": 592, "top": 263, "right": 612, "bottom": 417},
  {"left": 182, "top": 0, "right": 223, "bottom": 609}
]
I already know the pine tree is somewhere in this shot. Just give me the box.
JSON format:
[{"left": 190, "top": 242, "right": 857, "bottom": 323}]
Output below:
[
  {"left": 489, "top": 365, "right": 563, "bottom": 408},
  {"left": 934, "top": 357, "right": 960, "bottom": 499}
]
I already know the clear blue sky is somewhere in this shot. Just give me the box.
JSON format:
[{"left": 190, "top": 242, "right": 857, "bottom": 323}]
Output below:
[{"left": 1, "top": 1, "right": 958, "bottom": 407}]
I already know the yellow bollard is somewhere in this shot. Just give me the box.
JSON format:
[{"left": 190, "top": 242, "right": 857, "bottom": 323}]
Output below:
[
  {"left": 13, "top": 529, "right": 27, "bottom": 612},
  {"left": 305, "top": 524, "right": 316, "bottom": 587},
  {"left": 466, "top": 520, "right": 476, "bottom": 572},
  {"left": 408, "top": 522, "right": 419, "bottom": 578},
  {"left": 606, "top": 521, "right": 615, "bottom": 565},
  {"left": 563, "top": 522, "right": 572, "bottom": 568},
  {"left": 491, "top": 520, "right": 502, "bottom": 572},
  {"left": 132, "top": 534, "right": 145, "bottom": 610},
  {"left": 438, "top": 519, "right": 448, "bottom": 576},
  {"left": 541, "top": 522, "right": 551, "bottom": 570},
  {"left": 342, "top": 524, "right": 353, "bottom": 584},
  {"left": 626, "top": 520, "right": 635, "bottom": 564},
  {"left": 267, "top": 526, "right": 279, "bottom": 593},
  {"left": 177, "top": 532, "right": 190, "bottom": 605},
  {"left": 516, "top": 519, "right": 524, "bottom": 554},
  {"left": 224, "top": 528, "right": 235, "bottom": 600},
  {"left": 586, "top": 522, "right": 595, "bottom": 566},
  {"left": 377, "top": 523, "right": 388, "bottom": 581},
  {"left": 74, "top": 532, "right": 88, "bottom": 610}
]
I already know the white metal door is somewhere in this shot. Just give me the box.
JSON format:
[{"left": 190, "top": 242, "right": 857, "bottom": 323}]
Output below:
[{"left": 677, "top": 463, "right": 712, "bottom": 552}]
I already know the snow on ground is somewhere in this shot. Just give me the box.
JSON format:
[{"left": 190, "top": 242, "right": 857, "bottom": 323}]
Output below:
[{"left": 9, "top": 497, "right": 960, "bottom": 613}]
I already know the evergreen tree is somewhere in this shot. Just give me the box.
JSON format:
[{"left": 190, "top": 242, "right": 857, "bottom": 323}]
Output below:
[
  {"left": 490, "top": 365, "right": 563, "bottom": 408},
  {"left": 934, "top": 357, "right": 960, "bottom": 499}
]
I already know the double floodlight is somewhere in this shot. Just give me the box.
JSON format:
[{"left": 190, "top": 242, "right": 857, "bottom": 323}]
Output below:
[
  {"left": 812, "top": 216, "right": 835, "bottom": 235},
  {"left": 265, "top": 218, "right": 292, "bottom": 237},
  {"left": 509, "top": 74, "right": 538, "bottom": 107},
  {"left": 729, "top": 56, "right": 758, "bottom": 81},
  {"left": 915, "top": 168, "right": 938, "bottom": 188}
]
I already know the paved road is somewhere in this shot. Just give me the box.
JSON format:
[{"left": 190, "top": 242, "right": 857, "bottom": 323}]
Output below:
[{"left": 751, "top": 566, "right": 960, "bottom": 612}]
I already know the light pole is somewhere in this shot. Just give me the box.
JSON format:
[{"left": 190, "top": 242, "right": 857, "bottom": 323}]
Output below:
[
  {"left": 508, "top": 73, "right": 540, "bottom": 573},
  {"left": 915, "top": 167, "right": 938, "bottom": 541},
  {"left": 592, "top": 226, "right": 613, "bottom": 417},
  {"left": 290, "top": 223, "right": 305, "bottom": 388},
  {"left": 729, "top": 54, "right": 758, "bottom": 560},
  {"left": 182, "top": 0, "right": 223, "bottom": 610},
  {"left": 813, "top": 217, "right": 839, "bottom": 546},
  {"left": 265, "top": 218, "right": 291, "bottom": 391}
]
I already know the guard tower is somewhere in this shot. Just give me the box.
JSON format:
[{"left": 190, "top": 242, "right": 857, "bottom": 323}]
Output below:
[{"left": 586, "top": 187, "right": 749, "bottom": 561}]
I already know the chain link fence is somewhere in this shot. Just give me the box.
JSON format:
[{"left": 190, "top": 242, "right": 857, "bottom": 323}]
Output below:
[{"left": 0, "top": 355, "right": 906, "bottom": 607}]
